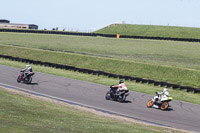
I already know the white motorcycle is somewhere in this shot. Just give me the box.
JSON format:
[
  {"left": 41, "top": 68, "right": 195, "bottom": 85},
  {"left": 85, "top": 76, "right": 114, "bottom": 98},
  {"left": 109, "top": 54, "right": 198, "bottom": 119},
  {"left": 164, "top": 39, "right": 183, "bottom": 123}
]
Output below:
[{"left": 147, "top": 92, "right": 173, "bottom": 110}]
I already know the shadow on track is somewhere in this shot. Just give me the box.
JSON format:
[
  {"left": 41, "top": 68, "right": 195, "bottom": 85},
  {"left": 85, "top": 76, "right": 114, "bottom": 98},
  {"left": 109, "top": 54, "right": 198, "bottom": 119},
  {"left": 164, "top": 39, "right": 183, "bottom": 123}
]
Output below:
[
  {"left": 28, "top": 80, "right": 49, "bottom": 85},
  {"left": 106, "top": 99, "right": 132, "bottom": 103},
  {"left": 152, "top": 107, "right": 174, "bottom": 111},
  {"left": 28, "top": 83, "right": 38, "bottom": 85},
  {"left": 121, "top": 100, "right": 132, "bottom": 103},
  {"left": 161, "top": 108, "right": 174, "bottom": 111}
]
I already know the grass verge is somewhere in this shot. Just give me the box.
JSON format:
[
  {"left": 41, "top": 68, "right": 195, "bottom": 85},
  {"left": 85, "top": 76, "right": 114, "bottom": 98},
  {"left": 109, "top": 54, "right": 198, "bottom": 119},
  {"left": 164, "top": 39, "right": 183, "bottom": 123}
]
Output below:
[
  {"left": 0, "top": 58, "right": 199, "bottom": 105},
  {"left": 0, "top": 44, "right": 200, "bottom": 88}
]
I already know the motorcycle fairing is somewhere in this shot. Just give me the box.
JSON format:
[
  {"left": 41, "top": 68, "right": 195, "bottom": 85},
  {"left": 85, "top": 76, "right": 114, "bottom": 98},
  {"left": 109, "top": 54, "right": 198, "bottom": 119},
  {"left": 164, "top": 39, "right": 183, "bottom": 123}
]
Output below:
[{"left": 161, "top": 97, "right": 173, "bottom": 102}]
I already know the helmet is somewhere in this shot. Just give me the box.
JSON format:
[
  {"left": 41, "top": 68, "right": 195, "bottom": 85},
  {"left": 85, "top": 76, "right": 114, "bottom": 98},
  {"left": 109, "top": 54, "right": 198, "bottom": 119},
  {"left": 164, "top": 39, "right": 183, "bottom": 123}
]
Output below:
[
  {"left": 26, "top": 65, "right": 30, "bottom": 69},
  {"left": 164, "top": 91, "right": 170, "bottom": 97},
  {"left": 119, "top": 80, "right": 124, "bottom": 84},
  {"left": 163, "top": 88, "right": 168, "bottom": 93}
]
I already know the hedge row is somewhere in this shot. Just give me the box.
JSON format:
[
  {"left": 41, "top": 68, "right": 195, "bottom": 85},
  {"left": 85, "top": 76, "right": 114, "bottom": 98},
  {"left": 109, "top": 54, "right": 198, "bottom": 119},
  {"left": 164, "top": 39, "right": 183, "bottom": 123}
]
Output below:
[
  {"left": 1, "top": 28, "right": 200, "bottom": 42},
  {"left": 0, "top": 54, "right": 199, "bottom": 93}
]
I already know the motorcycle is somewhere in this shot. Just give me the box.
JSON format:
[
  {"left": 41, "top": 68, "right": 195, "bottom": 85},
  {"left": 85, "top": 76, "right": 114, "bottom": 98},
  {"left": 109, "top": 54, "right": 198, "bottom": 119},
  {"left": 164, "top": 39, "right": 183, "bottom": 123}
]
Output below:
[
  {"left": 17, "top": 71, "right": 34, "bottom": 84},
  {"left": 147, "top": 92, "right": 173, "bottom": 110},
  {"left": 105, "top": 85, "right": 129, "bottom": 102}
]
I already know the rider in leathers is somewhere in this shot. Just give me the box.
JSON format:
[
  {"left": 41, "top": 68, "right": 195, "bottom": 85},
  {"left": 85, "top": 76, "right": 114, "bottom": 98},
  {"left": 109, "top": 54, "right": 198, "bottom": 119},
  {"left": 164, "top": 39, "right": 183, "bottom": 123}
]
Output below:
[
  {"left": 156, "top": 88, "right": 170, "bottom": 102},
  {"left": 113, "top": 80, "right": 128, "bottom": 95},
  {"left": 21, "top": 65, "right": 33, "bottom": 79}
]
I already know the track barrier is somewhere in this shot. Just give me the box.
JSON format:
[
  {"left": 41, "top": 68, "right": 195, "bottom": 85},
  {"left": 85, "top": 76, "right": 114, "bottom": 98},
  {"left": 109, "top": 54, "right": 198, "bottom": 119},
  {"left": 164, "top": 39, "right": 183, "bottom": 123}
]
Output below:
[
  {"left": 0, "top": 54, "right": 199, "bottom": 93},
  {"left": 1, "top": 28, "right": 200, "bottom": 42}
]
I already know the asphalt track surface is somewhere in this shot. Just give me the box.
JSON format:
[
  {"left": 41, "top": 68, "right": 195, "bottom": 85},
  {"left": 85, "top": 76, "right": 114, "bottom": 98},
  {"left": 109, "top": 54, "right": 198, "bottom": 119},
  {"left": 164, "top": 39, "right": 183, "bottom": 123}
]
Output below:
[{"left": 1, "top": 65, "right": 200, "bottom": 132}]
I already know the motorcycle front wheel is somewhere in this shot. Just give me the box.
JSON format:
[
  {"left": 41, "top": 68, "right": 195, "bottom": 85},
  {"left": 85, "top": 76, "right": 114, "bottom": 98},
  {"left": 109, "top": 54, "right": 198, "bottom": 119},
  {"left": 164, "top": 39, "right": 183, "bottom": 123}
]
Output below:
[
  {"left": 105, "top": 91, "right": 110, "bottom": 100},
  {"left": 17, "top": 75, "right": 21, "bottom": 83},
  {"left": 147, "top": 99, "right": 154, "bottom": 108}
]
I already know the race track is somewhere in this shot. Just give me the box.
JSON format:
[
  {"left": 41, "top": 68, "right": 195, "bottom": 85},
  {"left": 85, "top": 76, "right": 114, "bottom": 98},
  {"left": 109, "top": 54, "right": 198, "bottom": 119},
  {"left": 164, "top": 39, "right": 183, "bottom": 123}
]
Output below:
[{"left": 0, "top": 65, "right": 200, "bottom": 132}]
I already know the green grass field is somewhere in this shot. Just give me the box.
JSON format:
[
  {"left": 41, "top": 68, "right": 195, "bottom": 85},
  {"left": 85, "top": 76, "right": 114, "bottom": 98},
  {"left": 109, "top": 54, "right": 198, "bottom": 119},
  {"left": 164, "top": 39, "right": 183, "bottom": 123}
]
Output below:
[
  {"left": 1, "top": 32, "right": 200, "bottom": 70},
  {"left": 95, "top": 24, "right": 200, "bottom": 39},
  {"left": 2, "top": 87, "right": 182, "bottom": 133}
]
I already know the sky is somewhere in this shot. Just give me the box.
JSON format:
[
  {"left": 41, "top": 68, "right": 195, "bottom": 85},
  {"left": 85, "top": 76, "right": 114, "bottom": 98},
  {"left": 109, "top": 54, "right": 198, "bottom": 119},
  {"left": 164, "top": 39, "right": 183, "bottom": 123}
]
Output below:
[{"left": 1, "top": 0, "right": 200, "bottom": 32}]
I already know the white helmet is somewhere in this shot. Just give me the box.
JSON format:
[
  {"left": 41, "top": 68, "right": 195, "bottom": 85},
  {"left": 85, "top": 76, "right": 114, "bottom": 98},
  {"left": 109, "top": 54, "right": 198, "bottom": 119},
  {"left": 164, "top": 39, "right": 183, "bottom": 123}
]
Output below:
[
  {"left": 164, "top": 91, "right": 170, "bottom": 97},
  {"left": 26, "top": 65, "right": 30, "bottom": 69},
  {"left": 163, "top": 88, "right": 168, "bottom": 93}
]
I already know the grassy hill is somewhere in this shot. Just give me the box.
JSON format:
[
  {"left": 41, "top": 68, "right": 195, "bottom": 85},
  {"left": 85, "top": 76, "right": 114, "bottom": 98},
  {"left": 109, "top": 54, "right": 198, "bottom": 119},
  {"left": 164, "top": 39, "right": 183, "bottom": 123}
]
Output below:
[{"left": 94, "top": 24, "right": 200, "bottom": 39}]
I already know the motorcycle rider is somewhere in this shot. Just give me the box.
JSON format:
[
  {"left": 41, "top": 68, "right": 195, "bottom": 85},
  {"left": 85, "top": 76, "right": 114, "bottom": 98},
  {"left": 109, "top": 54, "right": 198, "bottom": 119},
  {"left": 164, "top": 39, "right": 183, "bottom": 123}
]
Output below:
[
  {"left": 21, "top": 65, "right": 33, "bottom": 79},
  {"left": 113, "top": 80, "right": 128, "bottom": 95},
  {"left": 156, "top": 88, "right": 170, "bottom": 102}
]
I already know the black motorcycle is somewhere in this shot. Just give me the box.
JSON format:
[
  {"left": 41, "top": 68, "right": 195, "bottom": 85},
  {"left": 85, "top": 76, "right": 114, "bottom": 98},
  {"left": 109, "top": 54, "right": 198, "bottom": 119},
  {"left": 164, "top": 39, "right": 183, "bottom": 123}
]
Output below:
[
  {"left": 105, "top": 85, "right": 129, "bottom": 102},
  {"left": 17, "top": 71, "right": 34, "bottom": 84}
]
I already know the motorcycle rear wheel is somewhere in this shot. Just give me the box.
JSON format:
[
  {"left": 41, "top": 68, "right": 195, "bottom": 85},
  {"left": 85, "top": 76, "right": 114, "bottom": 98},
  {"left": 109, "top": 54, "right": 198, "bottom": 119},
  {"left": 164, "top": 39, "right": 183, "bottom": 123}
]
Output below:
[
  {"left": 161, "top": 102, "right": 169, "bottom": 110},
  {"left": 147, "top": 99, "right": 154, "bottom": 108},
  {"left": 117, "top": 94, "right": 126, "bottom": 102},
  {"left": 26, "top": 77, "right": 32, "bottom": 84}
]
